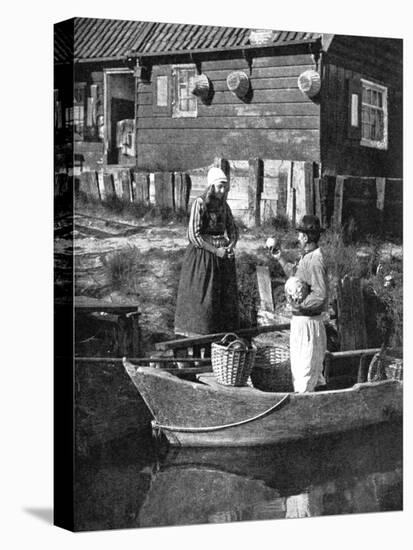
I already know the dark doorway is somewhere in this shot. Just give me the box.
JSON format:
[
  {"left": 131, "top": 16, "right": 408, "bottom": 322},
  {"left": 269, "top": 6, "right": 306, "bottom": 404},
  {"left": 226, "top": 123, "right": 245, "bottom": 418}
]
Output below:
[{"left": 106, "top": 71, "right": 135, "bottom": 165}]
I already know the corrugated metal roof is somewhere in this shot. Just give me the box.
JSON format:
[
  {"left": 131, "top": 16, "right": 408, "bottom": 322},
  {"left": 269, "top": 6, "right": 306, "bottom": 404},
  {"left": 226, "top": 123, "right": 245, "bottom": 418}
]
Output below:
[{"left": 54, "top": 17, "right": 322, "bottom": 64}]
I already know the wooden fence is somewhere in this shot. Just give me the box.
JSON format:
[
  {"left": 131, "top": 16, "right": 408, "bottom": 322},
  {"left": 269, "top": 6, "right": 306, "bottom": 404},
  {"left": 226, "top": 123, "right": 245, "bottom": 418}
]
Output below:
[
  {"left": 329, "top": 175, "right": 402, "bottom": 238},
  {"left": 55, "top": 169, "right": 191, "bottom": 213},
  {"left": 55, "top": 158, "right": 402, "bottom": 235}
]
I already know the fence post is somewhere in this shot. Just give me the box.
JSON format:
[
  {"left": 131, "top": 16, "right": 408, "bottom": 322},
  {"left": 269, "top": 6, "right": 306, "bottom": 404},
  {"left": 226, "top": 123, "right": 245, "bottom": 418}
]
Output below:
[
  {"left": 286, "top": 161, "right": 296, "bottom": 226},
  {"left": 314, "top": 177, "right": 322, "bottom": 222},
  {"left": 376, "top": 177, "right": 386, "bottom": 235},
  {"left": 154, "top": 172, "right": 174, "bottom": 209},
  {"left": 248, "top": 158, "right": 263, "bottom": 227},
  {"left": 132, "top": 171, "right": 150, "bottom": 205},
  {"left": 103, "top": 173, "right": 116, "bottom": 200},
  {"left": 304, "top": 162, "right": 314, "bottom": 215},
  {"left": 79, "top": 171, "right": 100, "bottom": 200},
  {"left": 174, "top": 172, "right": 191, "bottom": 213},
  {"left": 319, "top": 176, "right": 329, "bottom": 228},
  {"left": 336, "top": 275, "right": 368, "bottom": 350},
  {"left": 214, "top": 157, "right": 230, "bottom": 189},
  {"left": 256, "top": 266, "right": 274, "bottom": 312},
  {"left": 332, "top": 175, "right": 345, "bottom": 231},
  {"left": 120, "top": 169, "right": 132, "bottom": 202}
]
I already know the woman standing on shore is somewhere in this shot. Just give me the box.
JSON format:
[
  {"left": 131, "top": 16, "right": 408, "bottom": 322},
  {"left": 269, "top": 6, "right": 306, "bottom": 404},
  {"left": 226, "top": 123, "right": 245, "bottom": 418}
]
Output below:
[{"left": 174, "top": 167, "right": 240, "bottom": 337}]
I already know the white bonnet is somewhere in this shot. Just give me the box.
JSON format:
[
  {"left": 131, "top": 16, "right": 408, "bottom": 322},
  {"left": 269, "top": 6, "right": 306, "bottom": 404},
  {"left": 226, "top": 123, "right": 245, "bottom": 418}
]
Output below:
[{"left": 207, "top": 167, "right": 227, "bottom": 187}]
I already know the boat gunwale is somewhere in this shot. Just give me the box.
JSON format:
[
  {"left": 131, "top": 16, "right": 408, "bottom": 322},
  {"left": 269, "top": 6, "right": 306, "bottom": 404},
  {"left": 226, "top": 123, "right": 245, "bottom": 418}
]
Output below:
[{"left": 123, "top": 361, "right": 402, "bottom": 398}]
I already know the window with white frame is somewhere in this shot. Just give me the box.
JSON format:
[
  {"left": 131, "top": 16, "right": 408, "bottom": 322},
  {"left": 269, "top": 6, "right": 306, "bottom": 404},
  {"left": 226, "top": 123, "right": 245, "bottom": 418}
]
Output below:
[
  {"left": 360, "top": 79, "right": 388, "bottom": 149},
  {"left": 172, "top": 65, "right": 197, "bottom": 118}
]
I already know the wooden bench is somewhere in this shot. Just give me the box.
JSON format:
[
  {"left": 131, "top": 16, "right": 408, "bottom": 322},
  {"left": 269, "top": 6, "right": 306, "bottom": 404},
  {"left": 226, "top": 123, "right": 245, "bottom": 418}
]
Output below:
[
  {"left": 154, "top": 323, "right": 290, "bottom": 359},
  {"left": 154, "top": 325, "right": 380, "bottom": 387}
]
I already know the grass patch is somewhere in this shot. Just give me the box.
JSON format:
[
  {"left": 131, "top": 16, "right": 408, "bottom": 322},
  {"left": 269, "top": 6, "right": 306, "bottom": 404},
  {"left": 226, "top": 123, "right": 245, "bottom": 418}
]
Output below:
[{"left": 102, "top": 245, "right": 142, "bottom": 296}]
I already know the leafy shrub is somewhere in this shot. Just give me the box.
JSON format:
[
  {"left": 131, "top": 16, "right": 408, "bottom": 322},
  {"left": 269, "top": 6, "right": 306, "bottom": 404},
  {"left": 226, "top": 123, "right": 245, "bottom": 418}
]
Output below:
[{"left": 367, "top": 265, "right": 403, "bottom": 348}]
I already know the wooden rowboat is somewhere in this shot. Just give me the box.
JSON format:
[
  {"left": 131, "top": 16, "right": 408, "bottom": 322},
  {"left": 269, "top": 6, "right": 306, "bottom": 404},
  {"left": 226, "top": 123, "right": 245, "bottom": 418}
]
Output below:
[{"left": 123, "top": 359, "right": 402, "bottom": 447}]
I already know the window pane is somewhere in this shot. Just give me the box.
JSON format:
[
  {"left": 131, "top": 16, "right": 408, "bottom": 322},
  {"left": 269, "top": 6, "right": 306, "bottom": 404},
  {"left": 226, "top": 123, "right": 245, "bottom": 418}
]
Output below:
[
  {"left": 351, "top": 94, "right": 359, "bottom": 127},
  {"left": 189, "top": 75, "right": 195, "bottom": 93},
  {"left": 376, "top": 110, "right": 384, "bottom": 139},
  {"left": 157, "top": 76, "right": 168, "bottom": 107},
  {"left": 174, "top": 66, "right": 197, "bottom": 116},
  {"left": 361, "top": 81, "right": 387, "bottom": 146}
]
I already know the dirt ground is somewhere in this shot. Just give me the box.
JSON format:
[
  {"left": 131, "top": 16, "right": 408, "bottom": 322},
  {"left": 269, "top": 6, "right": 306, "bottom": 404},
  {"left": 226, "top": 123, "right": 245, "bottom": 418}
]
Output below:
[{"left": 55, "top": 208, "right": 402, "bottom": 355}]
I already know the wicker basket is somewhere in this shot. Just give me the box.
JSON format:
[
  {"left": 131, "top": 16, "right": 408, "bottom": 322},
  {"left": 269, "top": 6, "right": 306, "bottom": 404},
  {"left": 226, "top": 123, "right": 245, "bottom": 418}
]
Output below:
[
  {"left": 384, "top": 354, "right": 403, "bottom": 381},
  {"left": 211, "top": 333, "right": 256, "bottom": 386},
  {"left": 297, "top": 70, "right": 321, "bottom": 98},
  {"left": 191, "top": 74, "right": 211, "bottom": 99},
  {"left": 368, "top": 347, "right": 403, "bottom": 382},
  {"left": 226, "top": 71, "right": 250, "bottom": 98},
  {"left": 251, "top": 345, "right": 292, "bottom": 392}
]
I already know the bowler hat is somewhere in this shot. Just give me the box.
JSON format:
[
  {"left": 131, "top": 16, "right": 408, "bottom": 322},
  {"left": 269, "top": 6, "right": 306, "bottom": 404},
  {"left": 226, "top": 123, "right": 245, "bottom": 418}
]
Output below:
[{"left": 296, "top": 215, "right": 324, "bottom": 234}]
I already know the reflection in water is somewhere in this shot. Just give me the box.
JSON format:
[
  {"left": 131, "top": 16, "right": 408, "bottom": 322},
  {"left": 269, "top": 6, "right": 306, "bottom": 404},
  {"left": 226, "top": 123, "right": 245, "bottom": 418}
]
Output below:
[{"left": 74, "top": 422, "right": 402, "bottom": 531}]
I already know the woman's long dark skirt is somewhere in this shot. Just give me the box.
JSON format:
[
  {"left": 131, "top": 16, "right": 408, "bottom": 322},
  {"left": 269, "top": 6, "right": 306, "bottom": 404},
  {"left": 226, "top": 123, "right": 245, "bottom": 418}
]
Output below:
[{"left": 174, "top": 244, "right": 240, "bottom": 336}]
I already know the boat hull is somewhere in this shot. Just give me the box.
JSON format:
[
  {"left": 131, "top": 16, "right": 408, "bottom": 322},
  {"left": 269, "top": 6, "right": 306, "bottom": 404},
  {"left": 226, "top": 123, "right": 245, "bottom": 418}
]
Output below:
[{"left": 124, "top": 363, "right": 403, "bottom": 447}]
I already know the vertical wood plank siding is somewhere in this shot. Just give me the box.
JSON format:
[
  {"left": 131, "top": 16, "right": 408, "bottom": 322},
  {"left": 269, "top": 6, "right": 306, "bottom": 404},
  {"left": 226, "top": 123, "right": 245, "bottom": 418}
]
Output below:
[
  {"left": 136, "top": 53, "right": 321, "bottom": 171},
  {"left": 320, "top": 36, "right": 402, "bottom": 178}
]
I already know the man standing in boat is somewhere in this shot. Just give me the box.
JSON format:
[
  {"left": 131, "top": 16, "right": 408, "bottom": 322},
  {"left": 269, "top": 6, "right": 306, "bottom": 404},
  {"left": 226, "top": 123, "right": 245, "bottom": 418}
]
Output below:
[{"left": 271, "top": 215, "right": 328, "bottom": 393}]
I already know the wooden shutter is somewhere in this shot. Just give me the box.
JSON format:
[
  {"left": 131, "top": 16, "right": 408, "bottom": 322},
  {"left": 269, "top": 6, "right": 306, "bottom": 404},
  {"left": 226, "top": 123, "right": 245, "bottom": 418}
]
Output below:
[{"left": 347, "top": 76, "right": 361, "bottom": 140}]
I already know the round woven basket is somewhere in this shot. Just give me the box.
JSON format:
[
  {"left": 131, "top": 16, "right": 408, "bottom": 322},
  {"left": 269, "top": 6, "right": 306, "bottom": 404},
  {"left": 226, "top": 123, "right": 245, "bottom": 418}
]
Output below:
[
  {"left": 226, "top": 71, "right": 250, "bottom": 98},
  {"left": 368, "top": 347, "right": 403, "bottom": 382},
  {"left": 211, "top": 333, "right": 256, "bottom": 386},
  {"left": 191, "top": 74, "right": 211, "bottom": 98},
  {"left": 251, "top": 345, "right": 292, "bottom": 392},
  {"left": 249, "top": 29, "right": 275, "bottom": 45},
  {"left": 297, "top": 70, "right": 321, "bottom": 98}
]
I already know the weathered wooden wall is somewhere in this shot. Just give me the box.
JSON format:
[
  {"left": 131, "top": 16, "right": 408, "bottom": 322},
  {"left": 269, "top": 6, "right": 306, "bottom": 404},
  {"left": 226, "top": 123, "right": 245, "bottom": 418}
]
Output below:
[
  {"left": 320, "top": 36, "right": 402, "bottom": 178},
  {"left": 136, "top": 53, "right": 321, "bottom": 172}
]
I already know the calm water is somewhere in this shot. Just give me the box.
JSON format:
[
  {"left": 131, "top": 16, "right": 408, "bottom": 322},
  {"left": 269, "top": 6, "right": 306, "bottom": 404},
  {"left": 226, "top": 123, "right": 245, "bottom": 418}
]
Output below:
[{"left": 74, "top": 422, "right": 402, "bottom": 531}]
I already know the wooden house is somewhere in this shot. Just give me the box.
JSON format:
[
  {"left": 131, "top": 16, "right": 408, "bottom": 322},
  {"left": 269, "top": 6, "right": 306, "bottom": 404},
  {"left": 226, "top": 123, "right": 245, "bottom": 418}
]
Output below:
[{"left": 54, "top": 18, "right": 402, "bottom": 235}]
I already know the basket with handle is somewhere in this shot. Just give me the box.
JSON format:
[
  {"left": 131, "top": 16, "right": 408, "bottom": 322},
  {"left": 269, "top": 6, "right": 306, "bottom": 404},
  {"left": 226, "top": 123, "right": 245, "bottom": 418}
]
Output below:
[
  {"left": 211, "top": 333, "right": 256, "bottom": 386},
  {"left": 251, "top": 343, "right": 292, "bottom": 392},
  {"left": 368, "top": 347, "right": 403, "bottom": 382},
  {"left": 383, "top": 348, "right": 403, "bottom": 381}
]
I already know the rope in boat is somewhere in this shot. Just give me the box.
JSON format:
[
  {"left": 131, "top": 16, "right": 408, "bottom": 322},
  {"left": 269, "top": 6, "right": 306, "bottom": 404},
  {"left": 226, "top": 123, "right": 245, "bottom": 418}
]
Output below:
[{"left": 151, "top": 394, "right": 290, "bottom": 434}]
